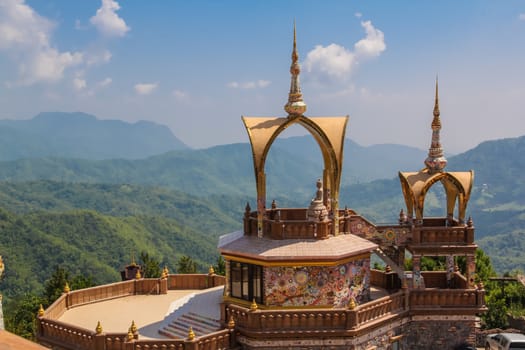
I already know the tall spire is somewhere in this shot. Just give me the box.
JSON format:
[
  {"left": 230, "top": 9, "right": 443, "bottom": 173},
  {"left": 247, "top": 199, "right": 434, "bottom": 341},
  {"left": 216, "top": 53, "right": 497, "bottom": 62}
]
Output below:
[
  {"left": 424, "top": 77, "right": 447, "bottom": 173},
  {"left": 284, "top": 21, "right": 307, "bottom": 117}
]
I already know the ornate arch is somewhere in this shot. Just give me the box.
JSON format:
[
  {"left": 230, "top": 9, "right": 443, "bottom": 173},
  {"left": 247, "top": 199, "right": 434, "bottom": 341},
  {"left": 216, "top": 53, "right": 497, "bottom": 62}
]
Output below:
[
  {"left": 398, "top": 170, "right": 473, "bottom": 223},
  {"left": 242, "top": 115, "right": 349, "bottom": 236}
]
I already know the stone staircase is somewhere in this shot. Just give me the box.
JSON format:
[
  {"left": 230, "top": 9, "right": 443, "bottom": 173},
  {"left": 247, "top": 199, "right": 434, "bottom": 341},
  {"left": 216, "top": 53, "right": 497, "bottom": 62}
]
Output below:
[{"left": 159, "top": 312, "right": 221, "bottom": 339}]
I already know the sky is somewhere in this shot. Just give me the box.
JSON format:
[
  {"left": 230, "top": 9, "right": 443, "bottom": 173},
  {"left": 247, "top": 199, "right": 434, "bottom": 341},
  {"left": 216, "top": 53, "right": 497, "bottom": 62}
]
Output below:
[{"left": 0, "top": 1, "right": 524, "bottom": 153}]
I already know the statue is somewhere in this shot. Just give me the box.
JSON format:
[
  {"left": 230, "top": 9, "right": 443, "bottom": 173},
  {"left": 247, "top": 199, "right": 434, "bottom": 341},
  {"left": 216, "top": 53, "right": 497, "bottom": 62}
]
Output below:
[{"left": 307, "top": 179, "right": 328, "bottom": 222}]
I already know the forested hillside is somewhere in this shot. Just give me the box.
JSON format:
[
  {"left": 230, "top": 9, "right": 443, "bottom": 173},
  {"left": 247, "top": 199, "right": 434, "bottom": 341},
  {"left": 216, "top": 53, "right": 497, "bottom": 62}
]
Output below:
[{"left": 0, "top": 208, "right": 228, "bottom": 299}]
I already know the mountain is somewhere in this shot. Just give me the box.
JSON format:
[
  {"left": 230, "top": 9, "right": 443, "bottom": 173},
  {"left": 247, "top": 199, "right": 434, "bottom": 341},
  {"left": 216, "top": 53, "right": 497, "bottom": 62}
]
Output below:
[
  {"left": 0, "top": 112, "right": 188, "bottom": 160},
  {"left": 273, "top": 136, "right": 427, "bottom": 184},
  {"left": 0, "top": 135, "right": 427, "bottom": 204},
  {"left": 0, "top": 208, "right": 222, "bottom": 299}
]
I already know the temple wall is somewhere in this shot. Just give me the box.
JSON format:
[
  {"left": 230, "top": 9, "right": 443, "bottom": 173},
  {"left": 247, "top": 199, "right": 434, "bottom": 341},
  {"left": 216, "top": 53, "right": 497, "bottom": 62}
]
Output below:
[
  {"left": 404, "top": 315, "right": 479, "bottom": 350},
  {"left": 263, "top": 257, "right": 370, "bottom": 307}
]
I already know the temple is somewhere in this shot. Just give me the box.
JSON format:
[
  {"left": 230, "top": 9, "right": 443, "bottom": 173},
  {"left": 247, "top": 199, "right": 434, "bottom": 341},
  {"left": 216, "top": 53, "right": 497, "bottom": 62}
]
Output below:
[{"left": 35, "top": 26, "right": 486, "bottom": 350}]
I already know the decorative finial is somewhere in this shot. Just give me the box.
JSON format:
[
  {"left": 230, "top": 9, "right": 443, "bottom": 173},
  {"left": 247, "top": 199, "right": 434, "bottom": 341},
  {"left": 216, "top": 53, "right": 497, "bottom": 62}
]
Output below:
[
  {"left": 95, "top": 321, "right": 103, "bottom": 334},
  {"left": 284, "top": 21, "right": 307, "bottom": 117},
  {"left": 208, "top": 265, "right": 215, "bottom": 275},
  {"left": 161, "top": 266, "right": 168, "bottom": 279},
  {"left": 467, "top": 216, "right": 473, "bottom": 227},
  {"left": 228, "top": 315, "right": 236, "bottom": 328},
  {"left": 250, "top": 298, "right": 258, "bottom": 311},
  {"left": 135, "top": 270, "right": 141, "bottom": 279},
  {"left": 0, "top": 255, "right": 4, "bottom": 277},
  {"left": 63, "top": 282, "right": 70, "bottom": 293},
  {"left": 130, "top": 320, "right": 138, "bottom": 334},
  {"left": 127, "top": 328, "right": 134, "bottom": 341},
  {"left": 348, "top": 297, "right": 356, "bottom": 310},
  {"left": 187, "top": 326, "right": 195, "bottom": 340},
  {"left": 38, "top": 304, "right": 45, "bottom": 317},
  {"left": 424, "top": 77, "right": 447, "bottom": 173},
  {"left": 130, "top": 250, "right": 137, "bottom": 266}
]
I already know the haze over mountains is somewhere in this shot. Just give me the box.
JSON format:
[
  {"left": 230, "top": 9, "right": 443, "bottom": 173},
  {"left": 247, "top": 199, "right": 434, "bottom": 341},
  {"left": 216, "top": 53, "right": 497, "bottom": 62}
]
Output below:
[
  {"left": 0, "top": 111, "right": 523, "bottom": 300},
  {"left": 0, "top": 112, "right": 188, "bottom": 160}
]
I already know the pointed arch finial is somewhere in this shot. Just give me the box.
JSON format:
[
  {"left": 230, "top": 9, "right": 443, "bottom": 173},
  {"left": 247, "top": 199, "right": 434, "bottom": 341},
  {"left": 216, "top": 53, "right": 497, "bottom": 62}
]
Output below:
[
  {"left": 284, "top": 21, "right": 306, "bottom": 117},
  {"left": 424, "top": 77, "right": 447, "bottom": 173},
  {"left": 433, "top": 75, "right": 440, "bottom": 122}
]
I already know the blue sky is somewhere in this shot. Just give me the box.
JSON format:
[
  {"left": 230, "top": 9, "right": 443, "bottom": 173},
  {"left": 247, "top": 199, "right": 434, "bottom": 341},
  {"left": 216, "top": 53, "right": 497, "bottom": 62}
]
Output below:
[{"left": 0, "top": 1, "right": 524, "bottom": 153}]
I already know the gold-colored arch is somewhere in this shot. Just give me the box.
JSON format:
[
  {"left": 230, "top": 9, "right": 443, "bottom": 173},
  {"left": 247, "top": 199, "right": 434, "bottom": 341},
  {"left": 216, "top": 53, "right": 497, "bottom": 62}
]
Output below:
[
  {"left": 242, "top": 115, "right": 349, "bottom": 236},
  {"left": 398, "top": 169, "right": 473, "bottom": 223}
]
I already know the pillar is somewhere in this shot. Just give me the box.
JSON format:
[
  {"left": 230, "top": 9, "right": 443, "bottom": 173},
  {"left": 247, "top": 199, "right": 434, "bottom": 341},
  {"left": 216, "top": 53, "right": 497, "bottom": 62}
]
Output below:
[
  {"left": 412, "top": 255, "right": 423, "bottom": 289},
  {"left": 446, "top": 255, "right": 454, "bottom": 288},
  {"left": 466, "top": 254, "right": 476, "bottom": 288}
]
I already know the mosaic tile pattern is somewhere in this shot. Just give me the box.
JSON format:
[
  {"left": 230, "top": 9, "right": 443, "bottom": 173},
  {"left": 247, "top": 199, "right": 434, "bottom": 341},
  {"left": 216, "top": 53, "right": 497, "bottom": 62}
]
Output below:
[{"left": 264, "top": 258, "right": 370, "bottom": 307}]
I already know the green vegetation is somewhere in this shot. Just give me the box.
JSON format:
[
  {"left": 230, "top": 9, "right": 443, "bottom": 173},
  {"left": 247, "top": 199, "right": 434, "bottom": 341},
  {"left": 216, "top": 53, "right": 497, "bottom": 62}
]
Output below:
[
  {"left": 0, "top": 207, "right": 225, "bottom": 299},
  {"left": 4, "top": 266, "right": 97, "bottom": 340},
  {"left": 176, "top": 255, "right": 197, "bottom": 274}
]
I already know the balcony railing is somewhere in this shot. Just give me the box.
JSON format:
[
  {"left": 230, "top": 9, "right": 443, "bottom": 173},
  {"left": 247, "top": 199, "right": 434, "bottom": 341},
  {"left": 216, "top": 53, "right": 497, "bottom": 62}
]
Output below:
[{"left": 225, "top": 290, "right": 408, "bottom": 337}]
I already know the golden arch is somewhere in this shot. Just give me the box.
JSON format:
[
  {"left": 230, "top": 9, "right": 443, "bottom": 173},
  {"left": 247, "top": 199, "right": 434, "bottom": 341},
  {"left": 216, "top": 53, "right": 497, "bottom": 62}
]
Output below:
[
  {"left": 242, "top": 115, "right": 349, "bottom": 235},
  {"left": 398, "top": 169, "right": 474, "bottom": 223}
]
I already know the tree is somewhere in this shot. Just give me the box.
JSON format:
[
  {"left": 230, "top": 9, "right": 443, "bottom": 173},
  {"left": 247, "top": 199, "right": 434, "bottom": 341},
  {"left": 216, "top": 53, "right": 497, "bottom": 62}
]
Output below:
[
  {"left": 176, "top": 255, "right": 196, "bottom": 274},
  {"left": 213, "top": 256, "right": 226, "bottom": 276},
  {"left": 139, "top": 251, "right": 161, "bottom": 278},
  {"left": 4, "top": 293, "right": 44, "bottom": 340},
  {"left": 43, "top": 266, "right": 69, "bottom": 305}
]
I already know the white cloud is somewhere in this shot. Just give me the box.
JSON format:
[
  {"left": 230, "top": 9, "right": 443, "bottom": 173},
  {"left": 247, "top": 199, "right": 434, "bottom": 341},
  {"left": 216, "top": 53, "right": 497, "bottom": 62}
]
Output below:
[
  {"left": 0, "top": 0, "right": 83, "bottom": 84},
  {"left": 134, "top": 83, "right": 158, "bottom": 95},
  {"left": 73, "top": 77, "right": 86, "bottom": 90},
  {"left": 303, "top": 19, "right": 385, "bottom": 84},
  {"left": 519, "top": 13, "right": 525, "bottom": 21},
  {"left": 304, "top": 43, "right": 356, "bottom": 81},
  {"left": 354, "top": 20, "right": 386, "bottom": 58},
  {"left": 98, "top": 77, "right": 112, "bottom": 87},
  {"left": 227, "top": 80, "right": 271, "bottom": 89},
  {"left": 90, "top": 0, "right": 130, "bottom": 37}
]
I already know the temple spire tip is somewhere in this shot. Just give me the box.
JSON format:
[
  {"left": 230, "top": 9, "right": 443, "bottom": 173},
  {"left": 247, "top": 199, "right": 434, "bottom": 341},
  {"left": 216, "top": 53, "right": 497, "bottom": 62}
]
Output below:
[{"left": 284, "top": 22, "right": 306, "bottom": 117}]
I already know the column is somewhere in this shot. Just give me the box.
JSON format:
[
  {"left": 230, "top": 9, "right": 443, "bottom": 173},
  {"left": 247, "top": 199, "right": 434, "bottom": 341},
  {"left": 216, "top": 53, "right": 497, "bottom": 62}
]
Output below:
[
  {"left": 412, "top": 255, "right": 423, "bottom": 289},
  {"left": 466, "top": 254, "right": 476, "bottom": 288},
  {"left": 446, "top": 255, "right": 454, "bottom": 288}
]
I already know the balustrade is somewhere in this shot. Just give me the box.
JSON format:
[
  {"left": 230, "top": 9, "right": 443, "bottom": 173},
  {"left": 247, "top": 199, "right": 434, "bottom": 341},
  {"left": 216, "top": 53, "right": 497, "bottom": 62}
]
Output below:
[
  {"left": 410, "top": 289, "right": 484, "bottom": 308},
  {"left": 225, "top": 290, "right": 407, "bottom": 334},
  {"left": 38, "top": 319, "right": 94, "bottom": 350}
]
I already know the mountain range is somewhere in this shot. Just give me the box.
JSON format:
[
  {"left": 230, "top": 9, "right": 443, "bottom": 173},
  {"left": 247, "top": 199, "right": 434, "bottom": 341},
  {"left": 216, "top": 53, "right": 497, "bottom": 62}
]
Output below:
[
  {"left": 0, "top": 112, "right": 188, "bottom": 160},
  {"left": 0, "top": 111, "right": 523, "bottom": 300}
]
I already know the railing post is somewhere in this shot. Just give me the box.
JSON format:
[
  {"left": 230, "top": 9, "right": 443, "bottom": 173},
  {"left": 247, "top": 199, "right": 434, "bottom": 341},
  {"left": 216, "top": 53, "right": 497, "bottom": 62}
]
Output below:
[{"left": 94, "top": 333, "right": 105, "bottom": 350}]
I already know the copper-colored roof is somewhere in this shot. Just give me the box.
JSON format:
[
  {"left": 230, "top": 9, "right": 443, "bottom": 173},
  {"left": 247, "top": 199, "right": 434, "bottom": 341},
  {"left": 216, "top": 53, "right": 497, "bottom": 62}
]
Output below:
[
  {"left": 219, "top": 233, "right": 377, "bottom": 263},
  {"left": 0, "top": 330, "right": 49, "bottom": 349}
]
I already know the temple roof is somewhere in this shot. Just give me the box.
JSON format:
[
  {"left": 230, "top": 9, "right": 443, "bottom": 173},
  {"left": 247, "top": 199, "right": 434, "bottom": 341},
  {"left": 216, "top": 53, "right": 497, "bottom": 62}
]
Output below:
[{"left": 218, "top": 232, "right": 377, "bottom": 264}]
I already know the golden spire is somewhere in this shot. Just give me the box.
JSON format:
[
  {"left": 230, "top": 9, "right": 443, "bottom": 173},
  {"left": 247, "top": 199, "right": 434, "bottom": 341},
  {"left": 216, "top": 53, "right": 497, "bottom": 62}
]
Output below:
[
  {"left": 250, "top": 298, "right": 258, "bottom": 311},
  {"left": 95, "top": 321, "right": 103, "bottom": 334},
  {"left": 130, "top": 320, "right": 138, "bottom": 334},
  {"left": 187, "top": 326, "right": 195, "bottom": 340},
  {"left": 63, "top": 282, "right": 70, "bottom": 293},
  {"left": 432, "top": 76, "right": 441, "bottom": 128},
  {"left": 227, "top": 315, "right": 236, "bottom": 328},
  {"left": 284, "top": 21, "right": 307, "bottom": 117},
  {"left": 208, "top": 265, "right": 215, "bottom": 275},
  {"left": 135, "top": 269, "right": 141, "bottom": 279},
  {"left": 127, "top": 328, "right": 134, "bottom": 341},
  {"left": 424, "top": 76, "right": 447, "bottom": 173},
  {"left": 38, "top": 304, "right": 45, "bottom": 317}
]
